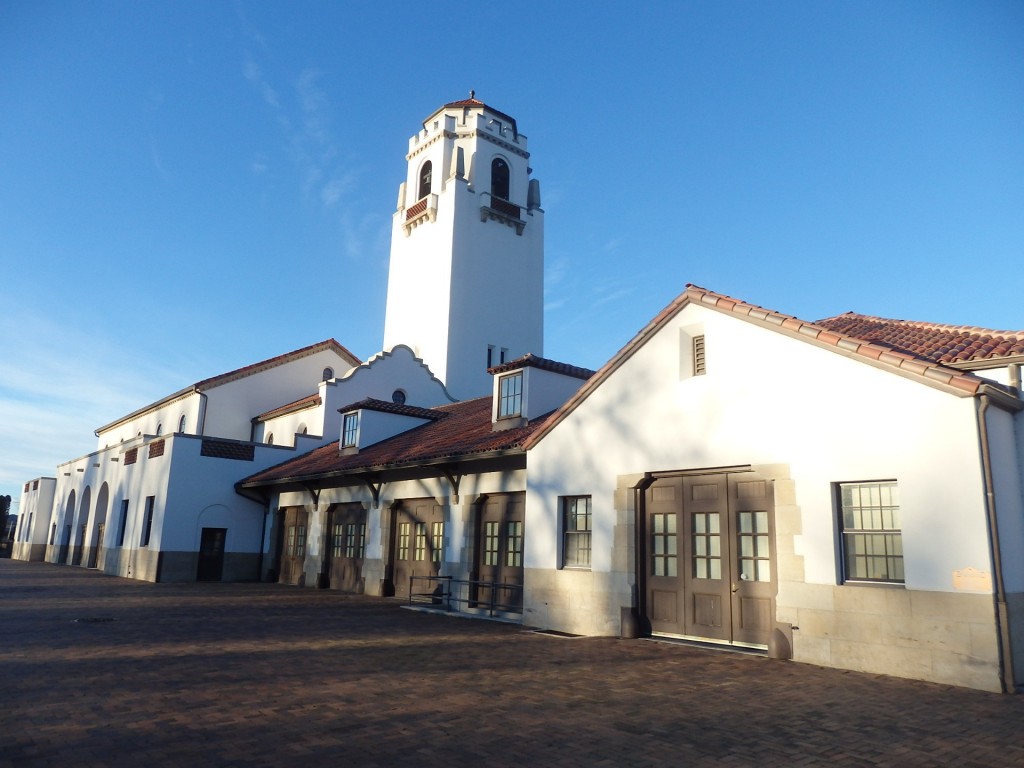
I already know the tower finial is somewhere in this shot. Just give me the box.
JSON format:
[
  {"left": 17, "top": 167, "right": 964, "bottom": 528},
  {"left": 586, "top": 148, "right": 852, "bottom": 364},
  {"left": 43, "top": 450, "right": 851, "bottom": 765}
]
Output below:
[{"left": 469, "top": 89, "right": 475, "bottom": 100}]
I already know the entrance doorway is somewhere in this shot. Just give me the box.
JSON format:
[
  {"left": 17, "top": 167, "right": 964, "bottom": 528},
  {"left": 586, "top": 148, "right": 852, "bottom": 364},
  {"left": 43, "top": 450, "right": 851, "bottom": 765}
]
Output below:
[
  {"left": 472, "top": 493, "right": 525, "bottom": 611},
  {"left": 327, "top": 504, "right": 366, "bottom": 593},
  {"left": 643, "top": 471, "right": 775, "bottom": 647},
  {"left": 388, "top": 500, "right": 443, "bottom": 600},
  {"left": 197, "top": 527, "right": 227, "bottom": 582},
  {"left": 279, "top": 507, "right": 308, "bottom": 586}
]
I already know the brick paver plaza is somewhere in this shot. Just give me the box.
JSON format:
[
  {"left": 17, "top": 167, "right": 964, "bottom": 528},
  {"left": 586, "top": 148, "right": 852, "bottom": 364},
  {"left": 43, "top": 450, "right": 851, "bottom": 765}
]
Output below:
[{"left": 2, "top": 559, "right": 1023, "bottom": 766}]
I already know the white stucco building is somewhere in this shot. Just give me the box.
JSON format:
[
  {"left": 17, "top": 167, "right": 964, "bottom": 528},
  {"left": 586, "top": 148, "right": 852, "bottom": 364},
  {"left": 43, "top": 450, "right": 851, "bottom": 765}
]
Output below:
[{"left": 14, "top": 96, "right": 1024, "bottom": 692}]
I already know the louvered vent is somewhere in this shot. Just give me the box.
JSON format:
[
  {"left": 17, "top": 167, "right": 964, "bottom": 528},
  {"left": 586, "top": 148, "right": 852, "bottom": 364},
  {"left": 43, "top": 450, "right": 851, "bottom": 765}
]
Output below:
[{"left": 693, "top": 335, "right": 707, "bottom": 376}]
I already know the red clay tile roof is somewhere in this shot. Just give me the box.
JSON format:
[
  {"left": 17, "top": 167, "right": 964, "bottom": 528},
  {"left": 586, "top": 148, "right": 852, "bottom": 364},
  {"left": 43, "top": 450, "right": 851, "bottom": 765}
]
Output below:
[
  {"left": 488, "top": 353, "right": 596, "bottom": 380},
  {"left": 522, "top": 284, "right": 1020, "bottom": 451},
  {"left": 240, "top": 397, "right": 546, "bottom": 487},
  {"left": 815, "top": 313, "right": 1024, "bottom": 365},
  {"left": 256, "top": 393, "right": 321, "bottom": 423},
  {"left": 425, "top": 94, "right": 518, "bottom": 136},
  {"left": 338, "top": 398, "right": 445, "bottom": 420}
]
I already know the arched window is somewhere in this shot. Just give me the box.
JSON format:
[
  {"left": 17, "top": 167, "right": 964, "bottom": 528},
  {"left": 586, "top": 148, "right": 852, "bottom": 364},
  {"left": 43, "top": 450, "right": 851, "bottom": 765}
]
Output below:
[
  {"left": 322, "top": 367, "right": 334, "bottom": 381},
  {"left": 491, "top": 157, "right": 510, "bottom": 201},
  {"left": 418, "top": 161, "right": 432, "bottom": 199},
  {"left": 266, "top": 433, "right": 274, "bottom": 446},
  {"left": 392, "top": 389, "right": 407, "bottom": 405},
  {"left": 178, "top": 415, "right": 187, "bottom": 433},
  {"left": 156, "top": 423, "right": 163, "bottom": 436}
]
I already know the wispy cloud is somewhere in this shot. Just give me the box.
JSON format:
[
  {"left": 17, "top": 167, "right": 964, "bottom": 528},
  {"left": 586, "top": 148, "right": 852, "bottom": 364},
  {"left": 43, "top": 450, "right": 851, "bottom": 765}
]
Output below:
[
  {"left": 243, "top": 54, "right": 280, "bottom": 109},
  {"left": 0, "top": 304, "right": 184, "bottom": 497}
]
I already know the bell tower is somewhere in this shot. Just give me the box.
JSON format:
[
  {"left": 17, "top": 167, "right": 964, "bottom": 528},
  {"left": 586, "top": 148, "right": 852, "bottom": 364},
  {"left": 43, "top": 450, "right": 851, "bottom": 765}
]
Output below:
[{"left": 382, "top": 94, "right": 544, "bottom": 399}]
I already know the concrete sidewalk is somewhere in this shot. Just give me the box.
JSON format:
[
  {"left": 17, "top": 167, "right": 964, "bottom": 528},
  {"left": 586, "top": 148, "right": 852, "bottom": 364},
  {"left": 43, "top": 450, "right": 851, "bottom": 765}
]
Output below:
[{"left": 2, "top": 559, "right": 1022, "bottom": 767}]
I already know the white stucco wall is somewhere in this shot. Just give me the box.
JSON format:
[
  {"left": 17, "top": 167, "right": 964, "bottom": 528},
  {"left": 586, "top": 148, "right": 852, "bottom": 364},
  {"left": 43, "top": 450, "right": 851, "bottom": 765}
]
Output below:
[
  {"left": 527, "top": 303, "right": 995, "bottom": 594},
  {"left": 257, "top": 403, "right": 322, "bottom": 447},
  {"left": 95, "top": 392, "right": 202, "bottom": 449},
  {"left": 202, "top": 347, "right": 355, "bottom": 441},
  {"left": 12, "top": 477, "right": 55, "bottom": 559}
]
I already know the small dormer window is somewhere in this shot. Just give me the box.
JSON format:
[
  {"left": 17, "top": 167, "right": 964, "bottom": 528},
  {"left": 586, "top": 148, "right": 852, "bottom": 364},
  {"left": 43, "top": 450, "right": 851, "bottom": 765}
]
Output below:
[
  {"left": 418, "top": 161, "right": 432, "bottom": 200},
  {"left": 491, "top": 157, "right": 510, "bottom": 201},
  {"left": 342, "top": 412, "right": 359, "bottom": 447},
  {"left": 498, "top": 372, "right": 523, "bottom": 419}
]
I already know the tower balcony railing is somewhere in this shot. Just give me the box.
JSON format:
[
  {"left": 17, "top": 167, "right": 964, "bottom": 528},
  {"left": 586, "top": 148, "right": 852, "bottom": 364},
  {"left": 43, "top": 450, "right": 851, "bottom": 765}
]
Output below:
[
  {"left": 402, "top": 193, "right": 438, "bottom": 236},
  {"left": 480, "top": 193, "right": 526, "bottom": 235}
]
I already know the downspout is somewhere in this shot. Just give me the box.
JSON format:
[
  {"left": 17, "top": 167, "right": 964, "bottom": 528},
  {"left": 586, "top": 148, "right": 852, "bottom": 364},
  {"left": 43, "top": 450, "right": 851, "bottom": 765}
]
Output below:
[
  {"left": 256, "top": 499, "right": 270, "bottom": 582},
  {"left": 976, "top": 394, "right": 1016, "bottom": 693}
]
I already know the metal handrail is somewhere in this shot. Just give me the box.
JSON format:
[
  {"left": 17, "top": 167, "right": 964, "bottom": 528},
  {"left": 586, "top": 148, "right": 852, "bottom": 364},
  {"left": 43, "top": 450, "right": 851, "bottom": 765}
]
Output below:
[{"left": 408, "top": 575, "right": 523, "bottom": 617}]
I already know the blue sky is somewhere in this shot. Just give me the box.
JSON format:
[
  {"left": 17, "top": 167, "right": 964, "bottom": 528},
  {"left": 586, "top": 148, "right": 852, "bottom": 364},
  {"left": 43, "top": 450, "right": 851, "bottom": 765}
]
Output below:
[{"left": 1, "top": 1, "right": 1022, "bottom": 505}]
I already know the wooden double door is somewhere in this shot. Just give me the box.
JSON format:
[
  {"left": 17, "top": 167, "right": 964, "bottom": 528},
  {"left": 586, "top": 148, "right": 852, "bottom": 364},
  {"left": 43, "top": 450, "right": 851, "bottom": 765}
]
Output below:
[
  {"left": 472, "top": 493, "right": 525, "bottom": 611},
  {"left": 327, "top": 503, "right": 366, "bottom": 593},
  {"left": 389, "top": 500, "right": 444, "bottom": 600},
  {"left": 644, "top": 472, "right": 775, "bottom": 647}
]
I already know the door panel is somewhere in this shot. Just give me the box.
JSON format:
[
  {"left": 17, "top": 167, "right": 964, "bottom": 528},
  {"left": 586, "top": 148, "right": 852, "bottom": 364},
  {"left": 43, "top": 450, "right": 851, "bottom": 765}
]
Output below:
[
  {"left": 473, "top": 493, "right": 525, "bottom": 611},
  {"left": 278, "top": 507, "right": 308, "bottom": 586},
  {"left": 683, "top": 475, "right": 731, "bottom": 641},
  {"left": 328, "top": 504, "right": 366, "bottom": 593},
  {"left": 646, "top": 478, "right": 682, "bottom": 635},
  {"left": 729, "top": 475, "right": 775, "bottom": 645}
]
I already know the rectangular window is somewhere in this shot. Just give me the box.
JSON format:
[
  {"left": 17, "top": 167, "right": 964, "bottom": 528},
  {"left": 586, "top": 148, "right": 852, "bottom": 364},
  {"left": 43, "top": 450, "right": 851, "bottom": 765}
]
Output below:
[
  {"left": 651, "top": 511, "right": 677, "bottom": 577},
  {"left": 332, "top": 523, "right": 344, "bottom": 558},
  {"left": 397, "top": 522, "right": 410, "bottom": 560},
  {"left": 838, "top": 481, "right": 903, "bottom": 584},
  {"left": 487, "top": 345, "right": 494, "bottom": 368},
  {"left": 140, "top": 496, "right": 155, "bottom": 547},
  {"left": 562, "top": 496, "right": 592, "bottom": 569},
  {"left": 431, "top": 521, "right": 444, "bottom": 564},
  {"left": 737, "top": 511, "right": 771, "bottom": 582},
  {"left": 286, "top": 525, "right": 296, "bottom": 556},
  {"left": 414, "top": 522, "right": 427, "bottom": 561},
  {"left": 116, "top": 500, "right": 129, "bottom": 547},
  {"left": 49, "top": 523, "right": 56, "bottom": 545},
  {"left": 341, "top": 412, "right": 359, "bottom": 447},
  {"left": 483, "top": 521, "right": 499, "bottom": 566},
  {"left": 498, "top": 372, "right": 523, "bottom": 419},
  {"left": 693, "top": 335, "right": 706, "bottom": 375},
  {"left": 345, "top": 523, "right": 365, "bottom": 559},
  {"left": 692, "top": 511, "right": 721, "bottom": 579},
  {"left": 295, "top": 525, "right": 306, "bottom": 558},
  {"left": 506, "top": 521, "right": 523, "bottom": 568}
]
